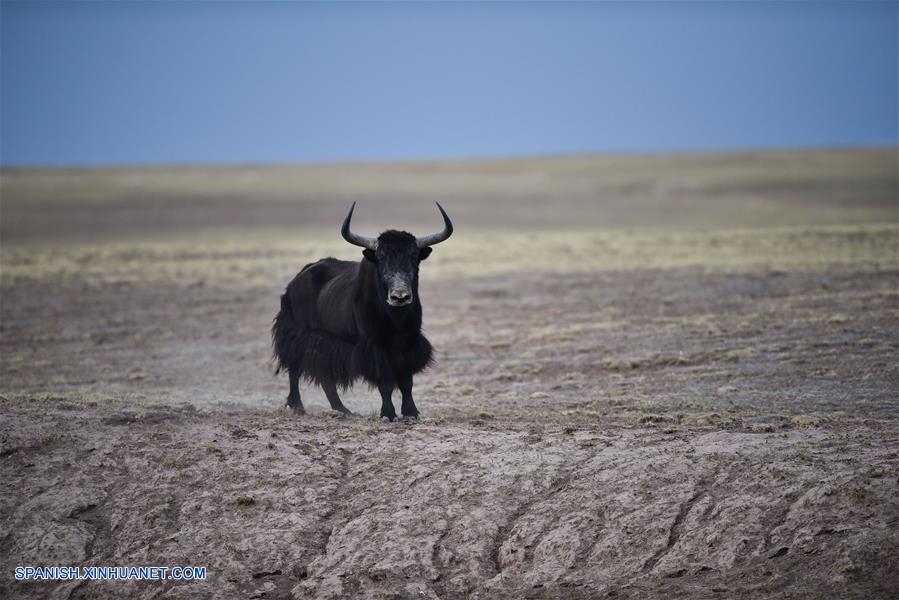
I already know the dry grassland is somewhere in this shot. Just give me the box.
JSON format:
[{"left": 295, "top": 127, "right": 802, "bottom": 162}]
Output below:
[{"left": 1, "top": 149, "right": 897, "bottom": 599}]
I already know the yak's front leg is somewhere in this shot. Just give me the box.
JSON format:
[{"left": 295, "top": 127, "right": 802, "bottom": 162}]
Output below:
[
  {"left": 378, "top": 380, "right": 398, "bottom": 422},
  {"left": 398, "top": 373, "right": 419, "bottom": 419},
  {"left": 287, "top": 366, "right": 305, "bottom": 415}
]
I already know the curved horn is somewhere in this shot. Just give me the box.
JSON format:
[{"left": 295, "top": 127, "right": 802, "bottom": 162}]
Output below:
[
  {"left": 341, "top": 202, "right": 377, "bottom": 250},
  {"left": 416, "top": 202, "right": 454, "bottom": 248}
]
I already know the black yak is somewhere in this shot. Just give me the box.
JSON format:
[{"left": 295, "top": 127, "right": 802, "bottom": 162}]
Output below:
[{"left": 272, "top": 202, "right": 453, "bottom": 420}]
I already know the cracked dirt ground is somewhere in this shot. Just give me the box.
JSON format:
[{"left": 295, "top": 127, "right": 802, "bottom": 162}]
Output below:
[{"left": 1, "top": 150, "right": 898, "bottom": 598}]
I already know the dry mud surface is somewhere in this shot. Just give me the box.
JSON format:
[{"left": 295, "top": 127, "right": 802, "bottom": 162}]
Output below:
[{"left": 1, "top": 150, "right": 898, "bottom": 598}]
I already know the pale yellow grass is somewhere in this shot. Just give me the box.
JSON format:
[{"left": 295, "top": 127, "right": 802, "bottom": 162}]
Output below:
[{"left": 2, "top": 224, "right": 895, "bottom": 289}]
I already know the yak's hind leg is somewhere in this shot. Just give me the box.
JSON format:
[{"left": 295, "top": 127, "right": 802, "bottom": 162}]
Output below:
[
  {"left": 286, "top": 366, "right": 305, "bottom": 415},
  {"left": 322, "top": 380, "right": 355, "bottom": 416}
]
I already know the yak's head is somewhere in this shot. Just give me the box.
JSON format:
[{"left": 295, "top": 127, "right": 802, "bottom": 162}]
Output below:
[{"left": 341, "top": 202, "right": 453, "bottom": 308}]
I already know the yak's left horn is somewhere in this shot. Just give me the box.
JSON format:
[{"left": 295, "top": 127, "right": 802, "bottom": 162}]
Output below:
[
  {"left": 341, "top": 202, "right": 378, "bottom": 250},
  {"left": 416, "top": 202, "right": 454, "bottom": 248}
]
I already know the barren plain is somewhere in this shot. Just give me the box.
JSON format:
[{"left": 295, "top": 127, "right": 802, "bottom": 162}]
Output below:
[{"left": 1, "top": 149, "right": 898, "bottom": 598}]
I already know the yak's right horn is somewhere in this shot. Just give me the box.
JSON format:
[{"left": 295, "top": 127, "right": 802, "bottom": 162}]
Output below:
[{"left": 340, "top": 202, "right": 378, "bottom": 250}]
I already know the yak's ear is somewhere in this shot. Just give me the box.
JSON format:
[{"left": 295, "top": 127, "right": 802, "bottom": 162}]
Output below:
[
  {"left": 363, "top": 249, "right": 377, "bottom": 263},
  {"left": 418, "top": 247, "right": 433, "bottom": 261}
]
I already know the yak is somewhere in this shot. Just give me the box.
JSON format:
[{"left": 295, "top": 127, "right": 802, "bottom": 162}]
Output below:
[{"left": 272, "top": 202, "right": 453, "bottom": 421}]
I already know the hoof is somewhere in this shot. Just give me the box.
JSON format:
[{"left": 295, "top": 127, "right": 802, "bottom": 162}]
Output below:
[
  {"left": 401, "top": 415, "right": 420, "bottom": 423},
  {"left": 333, "top": 407, "right": 360, "bottom": 418},
  {"left": 380, "top": 415, "right": 398, "bottom": 423},
  {"left": 289, "top": 405, "right": 305, "bottom": 416}
]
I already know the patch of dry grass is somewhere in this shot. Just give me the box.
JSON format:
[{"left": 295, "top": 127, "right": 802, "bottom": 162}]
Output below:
[{"left": 2, "top": 224, "right": 896, "bottom": 289}]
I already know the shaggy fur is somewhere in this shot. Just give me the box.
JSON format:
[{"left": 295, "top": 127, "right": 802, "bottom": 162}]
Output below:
[{"left": 272, "top": 231, "right": 438, "bottom": 420}]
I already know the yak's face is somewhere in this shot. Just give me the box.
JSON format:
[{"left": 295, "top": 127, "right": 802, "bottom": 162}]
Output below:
[{"left": 363, "top": 230, "right": 432, "bottom": 308}]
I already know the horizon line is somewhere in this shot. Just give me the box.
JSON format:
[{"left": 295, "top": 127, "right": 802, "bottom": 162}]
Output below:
[{"left": 1, "top": 142, "right": 896, "bottom": 171}]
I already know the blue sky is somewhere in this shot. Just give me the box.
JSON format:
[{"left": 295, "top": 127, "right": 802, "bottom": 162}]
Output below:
[{"left": 1, "top": 1, "right": 896, "bottom": 166}]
